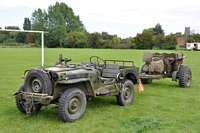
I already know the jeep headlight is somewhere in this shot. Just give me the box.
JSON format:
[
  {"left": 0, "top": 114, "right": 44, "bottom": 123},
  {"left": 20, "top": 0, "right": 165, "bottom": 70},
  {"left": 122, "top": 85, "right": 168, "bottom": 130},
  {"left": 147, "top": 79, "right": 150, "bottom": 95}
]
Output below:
[
  {"left": 115, "top": 73, "right": 124, "bottom": 82},
  {"left": 52, "top": 73, "right": 59, "bottom": 82}
]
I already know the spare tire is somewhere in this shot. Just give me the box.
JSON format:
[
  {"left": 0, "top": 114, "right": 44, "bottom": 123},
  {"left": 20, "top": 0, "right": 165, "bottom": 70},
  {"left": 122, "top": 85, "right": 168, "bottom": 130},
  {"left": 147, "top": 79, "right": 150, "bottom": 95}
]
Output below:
[{"left": 24, "top": 69, "right": 52, "bottom": 95}]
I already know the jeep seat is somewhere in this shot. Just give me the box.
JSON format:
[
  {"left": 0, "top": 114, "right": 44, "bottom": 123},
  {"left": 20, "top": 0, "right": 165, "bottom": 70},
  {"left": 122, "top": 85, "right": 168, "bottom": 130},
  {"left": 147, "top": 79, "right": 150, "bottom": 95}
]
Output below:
[{"left": 100, "top": 64, "right": 119, "bottom": 82}]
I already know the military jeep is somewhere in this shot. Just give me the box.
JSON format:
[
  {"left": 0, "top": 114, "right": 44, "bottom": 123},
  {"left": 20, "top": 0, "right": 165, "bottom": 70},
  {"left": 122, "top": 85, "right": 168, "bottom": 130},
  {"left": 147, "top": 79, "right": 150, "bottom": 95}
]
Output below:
[
  {"left": 14, "top": 54, "right": 140, "bottom": 122},
  {"left": 139, "top": 52, "right": 192, "bottom": 88}
]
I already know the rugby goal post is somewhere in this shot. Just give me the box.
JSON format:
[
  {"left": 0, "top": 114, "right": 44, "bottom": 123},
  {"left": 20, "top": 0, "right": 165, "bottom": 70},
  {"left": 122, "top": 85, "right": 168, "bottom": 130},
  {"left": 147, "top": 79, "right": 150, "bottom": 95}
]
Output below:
[{"left": 0, "top": 29, "right": 48, "bottom": 66}]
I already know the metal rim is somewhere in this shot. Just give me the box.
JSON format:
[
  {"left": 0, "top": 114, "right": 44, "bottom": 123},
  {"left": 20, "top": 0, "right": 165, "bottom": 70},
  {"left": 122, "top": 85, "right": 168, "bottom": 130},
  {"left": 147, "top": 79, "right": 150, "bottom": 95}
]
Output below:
[
  {"left": 67, "top": 96, "right": 82, "bottom": 116},
  {"left": 185, "top": 70, "right": 191, "bottom": 86},
  {"left": 31, "top": 78, "right": 43, "bottom": 93},
  {"left": 123, "top": 86, "right": 131, "bottom": 100}
]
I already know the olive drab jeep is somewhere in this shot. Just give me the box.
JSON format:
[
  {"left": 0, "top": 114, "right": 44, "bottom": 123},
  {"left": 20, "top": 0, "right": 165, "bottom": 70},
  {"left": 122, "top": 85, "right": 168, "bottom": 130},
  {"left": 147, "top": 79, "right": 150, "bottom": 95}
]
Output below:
[
  {"left": 139, "top": 52, "right": 192, "bottom": 88},
  {"left": 14, "top": 54, "right": 141, "bottom": 122}
]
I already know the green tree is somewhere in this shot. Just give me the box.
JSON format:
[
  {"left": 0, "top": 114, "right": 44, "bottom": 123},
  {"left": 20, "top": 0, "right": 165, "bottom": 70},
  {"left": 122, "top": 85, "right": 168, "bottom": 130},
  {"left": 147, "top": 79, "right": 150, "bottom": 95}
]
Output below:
[
  {"left": 0, "top": 26, "right": 20, "bottom": 43},
  {"left": 143, "top": 28, "right": 154, "bottom": 34},
  {"left": 27, "top": 33, "right": 34, "bottom": 43},
  {"left": 163, "top": 34, "right": 177, "bottom": 49},
  {"left": 193, "top": 33, "right": 200, "bottom": 42},
  {"left": 9, "top": 32, "right": 18, "bottom": 39},
  {"left": 60, "top": 2, "right": 85, "bottom": 32},
  {"left": 47, "top": 3, "right": 66, "bottom": 29},
  {"left": 31, "top": 8, "right": 48, "bottom": 31},
  {"left": 46, "top": 25, "right": 67, "bottom": 48},
  {"left": 5, "top": 26, "right": 20, "bottom": 30},
  {"left": 134, "top": 32, "right": 153, "bottom": 49},
  {"left": 86, "top": 32, "right": 103, "bottom": 48},
  {"left": 124, "top": 37, "right": 134, "bottom": 44},
  {"left": 64, "top": 31, "right": 87, "bottom": 48},
  {"left": 23, "top": 18, "right": 31, "bottom": 30},
  {"left": 31, "top": 2, "right": 86, "bottom": 33},
  {"left": 153, "top": 23, "right": 164, "bottom": 35},
  {"left": 113, "top": 36, "right": 121, "bottom": 44},
  {"left": 22, "top": 18, "right": 31, "bottom": 43},
  {"left": 187, "top": 35, "right": 194, "bottom": 43},
  {"left": 31, "top": 8, "right": 48, "bottom": 44},
  {"left": 175, "top": 32, "right": 183, "bottom": 37},
  {"left": 0, "top": 34, "right": 8, "bottom": 43},
  {"left": 16, "top": 32, "right": 27, "bottom": 43},
  {"left": 101, "top": 32, "right": 114, "bottom": 40},
  {"left": 152, "top": 34, "right": 165, "bottom": 49},
  {"left": 31, "top": 2, "right": 86, "bottom": 47},
  {"left": 100, "top": 32, "right": 115, "bottom": 48}
]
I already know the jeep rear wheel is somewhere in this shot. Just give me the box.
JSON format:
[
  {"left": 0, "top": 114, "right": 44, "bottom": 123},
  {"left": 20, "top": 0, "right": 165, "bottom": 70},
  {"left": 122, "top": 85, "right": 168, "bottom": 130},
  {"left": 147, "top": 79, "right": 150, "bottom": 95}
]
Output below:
[
  {"left": 178, "top": 66, "right": 192, "bottom": 88},
  {"left": 16, "top": 85, "right": 42, "bottom": 114},
  {"left": 58, "top": 88, "right": 86, "bottom": 122},
  {"left": 117, "top": 79, "right": 134, "bottom": 106},
  {"left": 24, "top": 69, "right": 52, "bottom": 95}
]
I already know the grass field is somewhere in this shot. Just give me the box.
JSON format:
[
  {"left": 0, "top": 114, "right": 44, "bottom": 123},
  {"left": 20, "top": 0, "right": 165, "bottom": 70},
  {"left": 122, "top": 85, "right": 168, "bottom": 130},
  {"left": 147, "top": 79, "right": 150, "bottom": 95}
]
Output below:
[{"left": 0, "top": 48, "right": 199, "bottom": 133}]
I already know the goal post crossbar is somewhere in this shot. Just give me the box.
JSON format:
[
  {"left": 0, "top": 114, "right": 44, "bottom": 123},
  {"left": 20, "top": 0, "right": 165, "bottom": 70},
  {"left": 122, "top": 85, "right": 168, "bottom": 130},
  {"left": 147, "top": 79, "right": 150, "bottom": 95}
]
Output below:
[{"left": 0, "top": 29, "right": 48, "bottom": 66}]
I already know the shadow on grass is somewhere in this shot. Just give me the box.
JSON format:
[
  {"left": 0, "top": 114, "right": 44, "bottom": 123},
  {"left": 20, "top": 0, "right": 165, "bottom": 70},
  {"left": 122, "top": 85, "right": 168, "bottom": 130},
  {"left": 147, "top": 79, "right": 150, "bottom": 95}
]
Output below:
[
  {"left": 3, "top": 104, "right": 62, "bottom": 123},
  {"left": 143, "top": 79, "right": 181, "bottom": 89},
  {"left": 87, "top": 96, "right": 118, "bottom": 109},
  {"left": 5, "top": 97, "right": 119, "bottom": 123}
]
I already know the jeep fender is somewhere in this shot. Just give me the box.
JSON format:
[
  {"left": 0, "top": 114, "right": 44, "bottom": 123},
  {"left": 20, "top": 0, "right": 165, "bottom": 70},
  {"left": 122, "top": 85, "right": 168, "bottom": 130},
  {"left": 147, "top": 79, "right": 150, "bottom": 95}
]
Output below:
[
  {"left": 57, "top": 78, "right": 95, "bottom": 97},
  {"left": 123, "top": 70, "right": 139, "bottom": 84}
]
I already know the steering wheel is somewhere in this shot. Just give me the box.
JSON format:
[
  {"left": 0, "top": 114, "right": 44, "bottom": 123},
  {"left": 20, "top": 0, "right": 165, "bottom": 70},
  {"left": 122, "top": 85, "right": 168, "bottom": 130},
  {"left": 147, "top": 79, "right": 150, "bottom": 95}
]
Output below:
[{"left": 89, "top": 56, "right": 106, "bottom": 69}]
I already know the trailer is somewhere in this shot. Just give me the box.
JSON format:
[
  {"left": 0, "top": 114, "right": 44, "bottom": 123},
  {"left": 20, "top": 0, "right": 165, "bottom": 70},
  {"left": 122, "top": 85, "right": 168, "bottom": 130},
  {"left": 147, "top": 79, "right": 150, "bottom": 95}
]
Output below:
[
  {"left": 139, "top": 52, "right": 192, "bottom": 88},
  {"left": 186, "top": 42, "right": 200, "bottom": 51}
]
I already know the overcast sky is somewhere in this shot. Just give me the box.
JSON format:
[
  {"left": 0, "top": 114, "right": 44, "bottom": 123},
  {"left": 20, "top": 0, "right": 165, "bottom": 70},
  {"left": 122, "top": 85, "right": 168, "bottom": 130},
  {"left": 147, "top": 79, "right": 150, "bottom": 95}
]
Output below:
[{"left": 0, "top": 0, "right": 200, "bottom": 38}]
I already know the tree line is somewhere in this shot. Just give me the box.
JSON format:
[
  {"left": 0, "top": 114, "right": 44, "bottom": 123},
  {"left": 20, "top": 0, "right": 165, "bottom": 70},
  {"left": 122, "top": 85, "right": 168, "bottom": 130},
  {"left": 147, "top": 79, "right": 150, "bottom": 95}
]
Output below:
[{"left": 1, "top": 2, "right": 200, "bottom": 49}]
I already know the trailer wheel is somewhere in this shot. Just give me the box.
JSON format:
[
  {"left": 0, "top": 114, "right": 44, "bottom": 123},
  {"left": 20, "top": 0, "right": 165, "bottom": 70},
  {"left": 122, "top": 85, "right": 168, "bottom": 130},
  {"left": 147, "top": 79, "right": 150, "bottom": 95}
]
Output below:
[
  {"left": 24, "top": 69, "right": 52, "bottom": 95},
  {"left": 140, "top": 65, "right": 152, "bottom": 84},
  {"left": 58, "top": 88, "right": 86, "bottom": 122},
  {"left": 16, "top": 85, "right": 42, "bottom": 114},
  {"left": 117, "top": 79, "right": 134, "bottom": 106},
  {"left": 178, "top": 66, "right": 192, "bottom": 88}
]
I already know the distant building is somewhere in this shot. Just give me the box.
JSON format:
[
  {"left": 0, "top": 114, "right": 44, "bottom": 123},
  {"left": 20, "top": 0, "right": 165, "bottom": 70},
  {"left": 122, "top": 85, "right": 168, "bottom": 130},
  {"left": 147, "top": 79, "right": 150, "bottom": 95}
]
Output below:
[
  {"left": 177, "top": 37, "right": 187, "bottom": 45},
  {"left": 185, "top": 27, "right": 190, "bottom": 36},
  {"left": 176, "top": 27, "right": 190, "bottom": 45}
]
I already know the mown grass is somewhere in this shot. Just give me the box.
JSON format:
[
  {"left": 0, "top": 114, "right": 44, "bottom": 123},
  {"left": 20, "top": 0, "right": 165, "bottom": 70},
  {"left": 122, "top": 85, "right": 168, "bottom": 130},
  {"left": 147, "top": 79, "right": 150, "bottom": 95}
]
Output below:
[{"left": 0, "top": 48, "right": 199, "bottom": 133}]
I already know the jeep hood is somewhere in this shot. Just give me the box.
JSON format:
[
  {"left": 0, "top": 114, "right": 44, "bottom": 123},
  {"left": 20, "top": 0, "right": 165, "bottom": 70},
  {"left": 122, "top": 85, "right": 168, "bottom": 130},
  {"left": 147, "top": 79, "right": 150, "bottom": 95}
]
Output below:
[{"left": 43, "top": 66, "right": 79, "bottom": 72}]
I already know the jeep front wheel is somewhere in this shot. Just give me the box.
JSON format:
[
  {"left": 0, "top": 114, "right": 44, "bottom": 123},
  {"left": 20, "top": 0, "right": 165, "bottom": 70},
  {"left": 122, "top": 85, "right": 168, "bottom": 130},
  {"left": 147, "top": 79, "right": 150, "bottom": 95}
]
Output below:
[
  {"left": 117, "top": 79, "right": 134, "bottom": 106},
  {"left": 58, "top": 88, "right": 86, "bottom": 122}
]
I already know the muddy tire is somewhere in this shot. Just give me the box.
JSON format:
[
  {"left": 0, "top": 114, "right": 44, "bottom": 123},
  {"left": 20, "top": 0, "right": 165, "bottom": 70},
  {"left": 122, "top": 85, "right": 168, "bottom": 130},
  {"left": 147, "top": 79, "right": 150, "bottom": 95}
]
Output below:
[
  {"left": 24, "top": 69, "right": 52, "bottom": 95},
  {"left": 178, "top": 66, "right": 192, "bottom": 88},
  {"left": 58, "top": 88, "right": 86, "bottom": 122},
  {"left": 16, "top": 85, "right": 42, "bottom": 114},
  {"left": 140, "top": 65, "right": 153, "bottom": 84},
  {"left": 117, "top": 79, "right": 134, "bottom": 106}
]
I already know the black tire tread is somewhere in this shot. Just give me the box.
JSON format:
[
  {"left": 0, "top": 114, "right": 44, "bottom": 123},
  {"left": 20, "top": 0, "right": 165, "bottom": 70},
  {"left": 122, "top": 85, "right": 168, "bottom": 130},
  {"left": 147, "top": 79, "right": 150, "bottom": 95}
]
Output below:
[
  {"left": 25, "top": 69, "right": 52, "bottom": 95},
  {"left": 178, "top": 66, "right": 192, "bottom": 88},
  {"left": 117, "top": 79, "right": 134, "bottom": 106},
  {"left": 58, "top": 88, "right": 86, "bottom": 122},
  {"left": 16, "top": 85, "right": 42, "bottom": 114}
]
